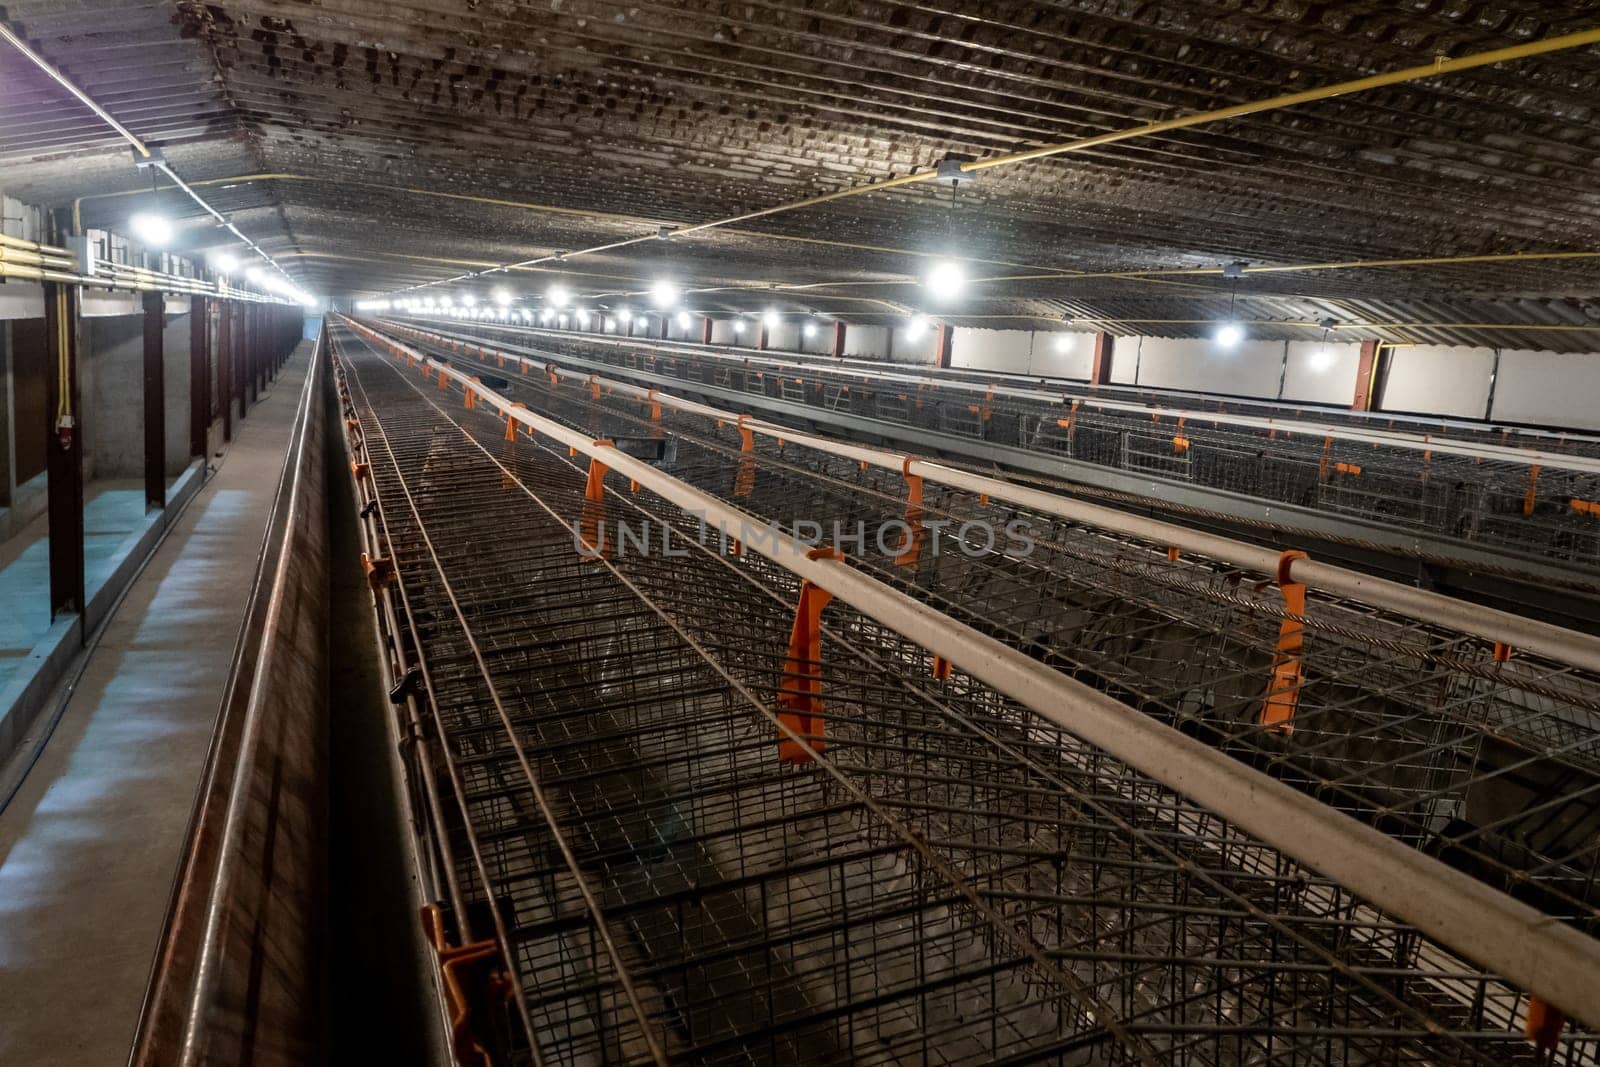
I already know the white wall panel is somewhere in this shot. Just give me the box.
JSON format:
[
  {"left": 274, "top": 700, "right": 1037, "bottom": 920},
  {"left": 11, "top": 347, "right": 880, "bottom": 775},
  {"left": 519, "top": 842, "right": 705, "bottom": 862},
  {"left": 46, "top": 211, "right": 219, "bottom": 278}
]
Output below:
[
  {"left": 0, "top": 282, "right": 45, "bottom": 320},
  {"left": 800, "top": 322, "right": 834, "bottom": 355},
  {"left": 1030, "top": 331, "right": 1095, "bottom": 380},
  {"left": 950, "top": 328, "right": 1033, "bottom": 373},
  {"left": 1491, "top": 348, "right": 1600, "bottom": 431},
  {"left": 1281, "top": 340, "right": 1360, "bottom": 405},
  {"left": 1379, "top": 344, "right": 1493, "bottom": 419},
  {"left": 843, "top": 324, "right": 889, "bottom": 359},
  {"left": 1134, "top": 336, "right": 1285, "bottom": 397},
  {"left": 888, "top": 324, "right": 936, "bottom": 364},
  {"left": 766, "top": 321, "right": 800, "bottom": 352}
]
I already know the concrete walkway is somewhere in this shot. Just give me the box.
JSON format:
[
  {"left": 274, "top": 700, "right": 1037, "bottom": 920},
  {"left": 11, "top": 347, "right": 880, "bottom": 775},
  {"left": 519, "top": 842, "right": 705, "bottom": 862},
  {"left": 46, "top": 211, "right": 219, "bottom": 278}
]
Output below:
[
  {"left": 0, "top": 344, "right": 312, "bottom": 1065},
  {"left": 0, "top": 482, "right": 167, "bottom": 695}
]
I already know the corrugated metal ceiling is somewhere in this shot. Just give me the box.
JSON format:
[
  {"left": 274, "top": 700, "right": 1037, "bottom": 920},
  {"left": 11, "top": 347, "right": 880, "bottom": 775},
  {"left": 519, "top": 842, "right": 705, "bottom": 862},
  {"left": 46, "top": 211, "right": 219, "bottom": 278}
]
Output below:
[{"left": 3, "top": 1, "right": 1600, "bottom": 350}]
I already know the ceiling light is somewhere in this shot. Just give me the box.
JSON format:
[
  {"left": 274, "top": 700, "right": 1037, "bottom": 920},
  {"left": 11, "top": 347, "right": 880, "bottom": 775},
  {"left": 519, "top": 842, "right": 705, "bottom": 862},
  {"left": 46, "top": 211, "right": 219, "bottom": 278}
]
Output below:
[
  {"left": 1214, "top": 322, "right": 1244, "bottom": 348},
  {"left": 244, "top": 266, "right": 264, "bottom": 284},
  {"left": 763, "top": 309, "right": 780, "bottom": 329},
  {"left": 1054, "top": 335, "right": 1071, "bottom": 353},
  {"left": 675, "top": 311, "right": 691, "bottom": 329},
  {"left": 577, "top": 308, "right": 591, "bottom": 326},
  {"left": 208, "top": 251, "right": 239, "bottom": 273},
  {"left": 129, "top": 212, "right": 174, "bottom": 247},
  {"left": 617, "top": 307, "right": 632, "bottom": 324},
  {"left": 461, "top": 293, "right": 477, "bottom": 307},
  {"left": 546, "top": 283, "right": 570, "bottom": 308},
  {"left": 903, "top": 314, "right": 928, "bottom": 341},
  {"left": 651, "top": 280, "right": 680, "bottom": 309},
  {"left": 540, "top": 308, "right": 555, "bottom": 323},
  {"left": 492, "top": 286, "right": 513, "bottom": 307},
  {"left": 439, "top": 296, "right": 454, "bottom": 309},
  {"left": 924, "top": 260, "right": 966, "bottom": 301},
  {"left": 732, "top": 320, "right": 746, "bottom": 335},
  {"left": 802, "top": 321, "right": 817, "bottom": 338},
  {"left": 604, "top": 317, "right": 616, "bottom": 330}
]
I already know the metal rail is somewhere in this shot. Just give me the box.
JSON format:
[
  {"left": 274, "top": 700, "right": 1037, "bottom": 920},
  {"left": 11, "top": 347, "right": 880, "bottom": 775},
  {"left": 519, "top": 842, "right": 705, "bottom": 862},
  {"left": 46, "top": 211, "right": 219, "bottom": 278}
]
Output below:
[
  {"left": 363, "top": 318, "right": 1600, "bottom": 953},
  {"left": 380, "top": 316, "right": 1600, "bottom": 580},
  {"left": 332, "top": 318, "right": 1600, "bottom": 1060},
  {"left": 132, "top": 332, "right": 328, "bottom": 1066},
  {"left": 357, "top": 318, "right": 1600, "bottom": 671}
]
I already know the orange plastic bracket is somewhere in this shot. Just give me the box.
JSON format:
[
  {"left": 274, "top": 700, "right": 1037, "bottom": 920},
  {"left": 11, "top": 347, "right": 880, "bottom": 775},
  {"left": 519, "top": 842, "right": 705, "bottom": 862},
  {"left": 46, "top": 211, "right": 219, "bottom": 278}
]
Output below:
[
  {"left": 1524, "top": 465, "right": 1542, "bottom": 515},
  {"left": 578, "top": 440, "right": 616, "bottom": 559},
  {"left": 1317, "top": 436, "right": 1334, "bottom": 480},
  {"left": 1260, "top": 550, "right": 1309, "bottom": 736},
  {"left": 1172, "top": 435, "right": 1191, "bottom": 454},
  {"left": 1493, "top": 642, "right": 1513, "bottom": 663},
  {"left": 895, "top": 457, "right": 925, "bottom": 568},
  {"left": 1573, "top": 498, "right": 1600, "bottom": 517},
  {"left": 931, "top": 655, "right": 953, "bottom": 681},
  {"left": 361, "top": 552, "right": 396, "bottom": 591},
  {"left": 1526, "top": 996, "right": 1565, "bottom": 1054},
  {"left": 734, "top": 415, "right": 757, "bottom": 498},
  {"left": 778, "top": 547, "right": 844, "bottom": 764},
  {"left": 1334, "top": 461, "right": 1362, "bottom": 476},
  {"left": 420, "top": 904, "right": 509, "bottom": 1067}
]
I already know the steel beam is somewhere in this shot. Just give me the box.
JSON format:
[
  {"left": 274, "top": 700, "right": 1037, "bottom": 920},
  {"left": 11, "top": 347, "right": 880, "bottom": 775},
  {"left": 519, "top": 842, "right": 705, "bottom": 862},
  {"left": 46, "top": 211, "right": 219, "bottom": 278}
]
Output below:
[
  {"left": 43, "top": 280, "right": 84, "bottom": 621},
  {"left": 219, "top": 301, "right": 233, "bottom": 441},
  {"left": 143, "top": 291, "right": 166, "bottom": 510},
  {"left": 1091, "top": 331, "right": 1115, "bottom": 385},
  {"left": 1352, "top": 339, "right": 1381, "bottom": 411},
  {"left": 189, "top": 295, "right": 209, "bottom": 458}
]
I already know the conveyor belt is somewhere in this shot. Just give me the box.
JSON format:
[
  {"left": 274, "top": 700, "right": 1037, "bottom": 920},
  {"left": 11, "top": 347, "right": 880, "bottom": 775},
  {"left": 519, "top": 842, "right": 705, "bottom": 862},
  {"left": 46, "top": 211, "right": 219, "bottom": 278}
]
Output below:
[{"left": 333, "top": 320, "right": 1596, "bottom": 1065}]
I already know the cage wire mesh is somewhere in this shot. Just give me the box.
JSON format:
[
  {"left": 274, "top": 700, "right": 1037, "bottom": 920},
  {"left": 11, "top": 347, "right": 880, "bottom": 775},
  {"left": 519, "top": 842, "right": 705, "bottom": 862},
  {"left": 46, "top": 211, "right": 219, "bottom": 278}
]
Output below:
[
  {"left": 375, "top": 319, "right": 1600, "bottom": 931},
  {"left": 334, "top": 322, "right": 1600, "bottom": 1066},
  {"left": 389, "top": 318, "right": 1600, "bottom": 578}
]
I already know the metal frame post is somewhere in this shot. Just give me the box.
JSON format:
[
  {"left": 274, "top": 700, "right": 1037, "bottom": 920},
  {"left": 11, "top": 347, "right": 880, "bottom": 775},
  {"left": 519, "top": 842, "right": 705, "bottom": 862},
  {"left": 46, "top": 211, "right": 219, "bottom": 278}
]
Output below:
[
  {"left": 189, "top": 295, "right": 209, "bottom": 458},
  {"left": 143, "top": 291, "right": 166, "bottom": 510},
  {"left": 43, "top": 280, "right": 85, "bottom": 620}
]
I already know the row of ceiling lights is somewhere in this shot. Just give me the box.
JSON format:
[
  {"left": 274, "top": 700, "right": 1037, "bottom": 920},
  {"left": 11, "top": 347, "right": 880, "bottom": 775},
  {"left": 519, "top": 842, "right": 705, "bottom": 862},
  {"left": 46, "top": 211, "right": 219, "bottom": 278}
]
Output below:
[
  {"left": 128, "top": 210, "right": 318, "bottom": 307},
  {"left": 362, "top": 290, "right": 937, "bottom": 342},
  {"left": 365, "top": 258, "right": 1282, "bottom": 350}
]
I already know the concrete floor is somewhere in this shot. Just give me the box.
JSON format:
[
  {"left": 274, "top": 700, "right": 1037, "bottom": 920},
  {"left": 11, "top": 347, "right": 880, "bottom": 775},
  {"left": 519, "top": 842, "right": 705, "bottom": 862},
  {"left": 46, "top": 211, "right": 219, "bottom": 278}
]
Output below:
[
  {"left": 0, "top": 481, "right": 176, "bottom": 695},
  {"left": 0, "top": 346, "right": 312, "bottom": 1065}
]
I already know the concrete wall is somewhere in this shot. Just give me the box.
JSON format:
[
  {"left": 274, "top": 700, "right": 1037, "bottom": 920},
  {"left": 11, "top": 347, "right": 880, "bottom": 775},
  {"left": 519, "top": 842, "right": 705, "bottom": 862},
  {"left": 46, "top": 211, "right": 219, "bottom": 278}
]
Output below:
[
  {"left": 163, "top": 307, "right": 193, "bottom": 477},
  {"left": 82, "top": 316, "right": 145, "bottom": 482},
  {"left": 1379, "top": 344, "right": 1496, "bottom": 420}
]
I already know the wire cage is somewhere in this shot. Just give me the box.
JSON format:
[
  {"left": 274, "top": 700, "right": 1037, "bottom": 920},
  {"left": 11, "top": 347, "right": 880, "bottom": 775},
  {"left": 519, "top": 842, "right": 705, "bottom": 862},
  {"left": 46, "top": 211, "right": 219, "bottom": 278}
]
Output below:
[{"left": 335, "top": 322, "right": 1599, "bottom": 1066}]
